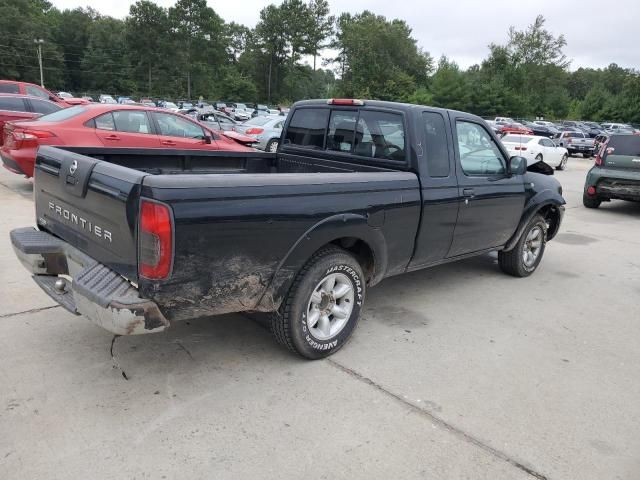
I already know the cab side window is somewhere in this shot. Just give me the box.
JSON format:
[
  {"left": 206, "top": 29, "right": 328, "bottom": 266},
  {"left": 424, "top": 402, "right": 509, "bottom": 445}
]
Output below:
[
  {"left": 455, "top": 121, "right": 505, "bottom": 176},
  {"left": 423, "top": 112, "right": 450, "bottom": 177}
]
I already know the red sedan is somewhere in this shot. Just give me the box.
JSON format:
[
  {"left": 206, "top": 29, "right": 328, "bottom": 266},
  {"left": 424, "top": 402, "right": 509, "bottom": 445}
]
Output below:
[
  {"left": 0, "top": 94, "right": 62, "bottom": 137},
  {"left": 0, "top": 80, "right": 89, "bottom": 107},
  {"left": 499, "top": 122, "right": 533, "bottom": 136},
  {"left": 1, "top": 104, "right": 255, "bottom": 177}
]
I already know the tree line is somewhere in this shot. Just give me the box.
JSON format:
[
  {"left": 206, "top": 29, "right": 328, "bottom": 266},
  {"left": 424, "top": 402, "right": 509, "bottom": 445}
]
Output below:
[{"left": 1, "top": 0, "right": 639, "bottom": 122}]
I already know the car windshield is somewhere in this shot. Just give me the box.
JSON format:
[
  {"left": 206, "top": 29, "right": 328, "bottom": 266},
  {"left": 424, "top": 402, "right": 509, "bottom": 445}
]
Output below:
[
  {"left": 164, "top": 102, "right": 177, "bottom": 108},
  {"left": 36, "top": 105, "right": 87, "bottom": 122},
  {"left": 235, "top": 103, "right": 247, "bottom": 110},
  {"left": 502, "top": 135, "right": 531, "bottom": 144}
]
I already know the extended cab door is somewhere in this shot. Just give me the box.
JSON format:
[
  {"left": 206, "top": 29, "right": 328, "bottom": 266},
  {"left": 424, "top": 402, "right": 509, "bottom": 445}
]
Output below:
[
  {"left": 447, "top": 116, "right": 525, "bottom": 257},
  {"left": 408, "top": 110, "right": 459, "bottom": 268}
]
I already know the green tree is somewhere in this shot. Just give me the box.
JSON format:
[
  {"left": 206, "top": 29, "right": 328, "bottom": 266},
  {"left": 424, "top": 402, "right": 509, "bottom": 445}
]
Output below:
[
  {"left": 168, "top": 0, "right": 225, "bottom": 99},
  {"left": 126, "top": 0, "right": 169, "bottom": 96},
  {"left": 430, "top": 57, "right": 469, "bottom": 111},
  {"left": 306, "top": 0, "right": 334, "bottom": 71},
  {"left": 333, "top": 11, "right": 432, "bottom": 100}
]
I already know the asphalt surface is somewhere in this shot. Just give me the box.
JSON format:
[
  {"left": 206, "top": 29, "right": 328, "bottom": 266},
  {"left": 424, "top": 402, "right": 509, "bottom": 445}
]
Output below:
[{"left": 1, "top": 156, "right": 639, "bottom": 480}]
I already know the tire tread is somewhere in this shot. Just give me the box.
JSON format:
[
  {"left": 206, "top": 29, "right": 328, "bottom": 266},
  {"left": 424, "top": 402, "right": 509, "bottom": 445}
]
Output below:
[{"left": 270, "top": 245, "right": 346, "bottom": 356}]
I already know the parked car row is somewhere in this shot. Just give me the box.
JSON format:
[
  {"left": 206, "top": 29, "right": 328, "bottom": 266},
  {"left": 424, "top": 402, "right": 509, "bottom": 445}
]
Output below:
[{"left": 0, "top": 103, "right": 259, "bottom": 177}]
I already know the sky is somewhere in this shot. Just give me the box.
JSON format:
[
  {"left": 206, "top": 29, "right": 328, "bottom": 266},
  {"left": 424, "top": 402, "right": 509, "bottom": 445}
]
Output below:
[{"left": 50, "top": 0, "right": 639, "bottom": 71}]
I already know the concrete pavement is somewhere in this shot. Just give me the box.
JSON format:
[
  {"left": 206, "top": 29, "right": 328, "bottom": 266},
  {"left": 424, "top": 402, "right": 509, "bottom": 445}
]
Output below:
[{"left": 0, "top": 156, "right": 638, "bottom": 479}]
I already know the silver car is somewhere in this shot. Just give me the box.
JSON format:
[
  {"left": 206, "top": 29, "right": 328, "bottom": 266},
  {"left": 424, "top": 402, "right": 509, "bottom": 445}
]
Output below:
[{"left": 234, "top": 115, "right": 284, "bottom": 152}]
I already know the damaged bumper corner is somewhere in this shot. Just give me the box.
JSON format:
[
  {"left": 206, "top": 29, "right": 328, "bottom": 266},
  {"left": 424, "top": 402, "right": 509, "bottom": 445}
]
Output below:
[{"left": 10, "top": 227, "right": 169, "bottom": 335}]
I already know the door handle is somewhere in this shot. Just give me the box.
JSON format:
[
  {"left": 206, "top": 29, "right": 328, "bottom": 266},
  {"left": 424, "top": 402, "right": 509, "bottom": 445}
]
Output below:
[
  {"left": 105, "top": 134, "right": 120, "bottom": 141},
  {"left": 161, "top": 140, "right": 177, "bottom": 146},
  {"left": 463, "top": 188, "right": 475, "bottom": 198}
]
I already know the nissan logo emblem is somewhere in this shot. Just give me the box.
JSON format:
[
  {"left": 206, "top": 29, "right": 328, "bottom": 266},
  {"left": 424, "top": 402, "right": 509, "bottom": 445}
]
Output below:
[{"left": 69, "top": 160, "right": 78, "bottom": 175}]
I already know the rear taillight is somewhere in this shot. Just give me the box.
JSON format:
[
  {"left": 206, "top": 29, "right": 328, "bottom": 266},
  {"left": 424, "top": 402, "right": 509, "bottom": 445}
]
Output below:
[
  {"left": 139, "top": 200, "right": 173, "bottom": 280},
  {"left": 244, "top": 128, "right": 264, "bottom": 135},
  {"left": 514, "top": 146, "right": 527, "bottom": 151},
  {"left": 587, "top": 186, "right": 597, "bottom": 196},
  {"left": 9, "top": 129, "right": 56, "bottom": 149},
  {"left": 594, "top": 155, "right": 603, "bottom": 166}
]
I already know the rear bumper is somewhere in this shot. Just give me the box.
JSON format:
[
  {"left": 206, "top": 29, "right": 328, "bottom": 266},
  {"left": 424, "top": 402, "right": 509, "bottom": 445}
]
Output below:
[
  {"left": 585, "top": 168, "right": 640, "bottom": 202},
  {"left": 10, "top": 227, "right": 169, "bottom": 335},
  {"left": 1, "top": 149, "right": 35, "bottom": 177},
  {"left": 1, "top": 151, "right": 27, "bottom": 175}
]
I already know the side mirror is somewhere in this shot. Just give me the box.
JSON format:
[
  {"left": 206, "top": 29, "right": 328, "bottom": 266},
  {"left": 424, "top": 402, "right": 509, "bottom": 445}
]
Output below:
[
  {"left": 203, "top": 134, "right": 212, "bottom": 144},
  {"left": 508, "top": 156, "right": 527, "bottom": 176}
]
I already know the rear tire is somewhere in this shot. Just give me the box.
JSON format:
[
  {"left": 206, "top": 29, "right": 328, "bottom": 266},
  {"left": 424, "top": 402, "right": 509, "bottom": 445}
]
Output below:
[
  {"left": 271, "top": 246, "right": 365, "bottom": 359},
  {"left": 556, "top": 154, "right": 568, "bottom": 170},
  {"left": 498, "top": 214, "right": 547, "bottom": 278},
  {"left": 583, "top": 192, "right": 601, "bottom": 208},
  {"left": 266, "top": 139, "right": 279, "bottom": 153}
]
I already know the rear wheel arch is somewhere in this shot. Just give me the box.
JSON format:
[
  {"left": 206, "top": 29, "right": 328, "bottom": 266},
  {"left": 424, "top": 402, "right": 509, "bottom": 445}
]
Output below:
[{"left": 256, "top": 215, "right": 387, "bottom": 311}]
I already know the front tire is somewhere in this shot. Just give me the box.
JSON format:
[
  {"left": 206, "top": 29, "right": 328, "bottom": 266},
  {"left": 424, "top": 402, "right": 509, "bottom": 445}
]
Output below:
[
  {"left": 271, "top": 246, "right": 365, "bottom": 359},
  {"left": 557, "top": 154, "right": 568, "bottom": 170},
  {"left": 498, "top": 214, "right": 547, "bottom": 277}
]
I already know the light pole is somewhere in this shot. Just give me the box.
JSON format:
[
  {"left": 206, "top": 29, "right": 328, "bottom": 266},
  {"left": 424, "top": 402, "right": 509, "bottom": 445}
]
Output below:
[{"left": 34, "top": 39, "right": 44, "bottom": 87}]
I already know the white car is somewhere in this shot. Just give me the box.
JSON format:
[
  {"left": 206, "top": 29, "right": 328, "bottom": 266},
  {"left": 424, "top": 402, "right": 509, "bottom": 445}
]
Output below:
[{"left": 501, "top": 134, "right": 569, "bottom": 170}]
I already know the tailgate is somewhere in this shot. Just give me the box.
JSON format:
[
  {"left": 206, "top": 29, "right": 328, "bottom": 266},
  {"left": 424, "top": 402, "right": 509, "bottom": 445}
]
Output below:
[{"left": 34, "top": 146, "right": 147, "bottom": 281}]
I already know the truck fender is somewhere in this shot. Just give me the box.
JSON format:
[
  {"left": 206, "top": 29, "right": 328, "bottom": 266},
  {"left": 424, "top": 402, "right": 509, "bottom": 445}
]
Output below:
[
  {"left": 256, "top": 213, "right": 388, "bottom": 311},
  {"left": 504, "top": 191, "right": 565, "bottom": 251}
]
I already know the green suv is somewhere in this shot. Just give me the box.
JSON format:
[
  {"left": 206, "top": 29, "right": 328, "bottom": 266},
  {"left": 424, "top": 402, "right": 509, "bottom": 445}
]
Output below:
[{"left": 583, "top": 134, "right": 640, "bottom": 208}]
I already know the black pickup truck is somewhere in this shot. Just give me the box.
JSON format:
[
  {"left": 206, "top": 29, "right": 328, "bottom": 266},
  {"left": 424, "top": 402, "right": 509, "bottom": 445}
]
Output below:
[{"left": 11, "top": 99, "right": 565, "bottom": 359}]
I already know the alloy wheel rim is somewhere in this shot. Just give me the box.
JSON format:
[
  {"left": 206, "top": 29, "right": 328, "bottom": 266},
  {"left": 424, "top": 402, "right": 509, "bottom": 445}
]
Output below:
[
  {"left": 306, "top": 272, "right": 354, "bottom": 340},
  {"left": 269, "top": 141, "right": 278, "bottom": 152},
  {"left": 522, "top": 226, "right": 543, "bottom": 268}
]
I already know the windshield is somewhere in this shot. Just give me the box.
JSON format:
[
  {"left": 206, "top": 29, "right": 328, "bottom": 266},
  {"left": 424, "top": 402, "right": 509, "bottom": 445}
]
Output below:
[
  {"left": 36, "top": 105, "right": 87, "bottom": 122},
  {"left": 567, "top": 132, "right": 584, "bottom": 138},
  {"left": 235, "top": 103, "right": 247, "bottom": 110},
  {"left": 164, "top": 102, "right": 177, "bottom": 109},
  {"left": 502, "top": 135, "right": 532, "bottom": 144}
]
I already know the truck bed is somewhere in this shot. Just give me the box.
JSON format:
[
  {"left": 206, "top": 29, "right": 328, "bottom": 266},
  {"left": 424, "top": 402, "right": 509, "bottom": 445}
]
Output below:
[{"left": 33, "top": 146, "right": 420, "bottom": 322}]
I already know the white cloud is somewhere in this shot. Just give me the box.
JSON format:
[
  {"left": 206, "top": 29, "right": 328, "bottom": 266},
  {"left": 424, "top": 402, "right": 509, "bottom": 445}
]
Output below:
[{"left": 51, "top": 0, "right": 639, "bottom": 70}]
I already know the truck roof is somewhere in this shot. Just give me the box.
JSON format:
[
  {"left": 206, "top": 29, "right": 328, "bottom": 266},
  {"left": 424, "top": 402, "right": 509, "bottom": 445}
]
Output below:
[{"left": 293, "top": 99, "right": 478, "bottom": 121}]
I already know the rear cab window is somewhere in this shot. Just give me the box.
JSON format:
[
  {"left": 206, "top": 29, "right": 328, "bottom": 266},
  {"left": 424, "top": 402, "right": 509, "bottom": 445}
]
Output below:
[{"left": 284, "top": 106, "right": 407, "bottom": 163}]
